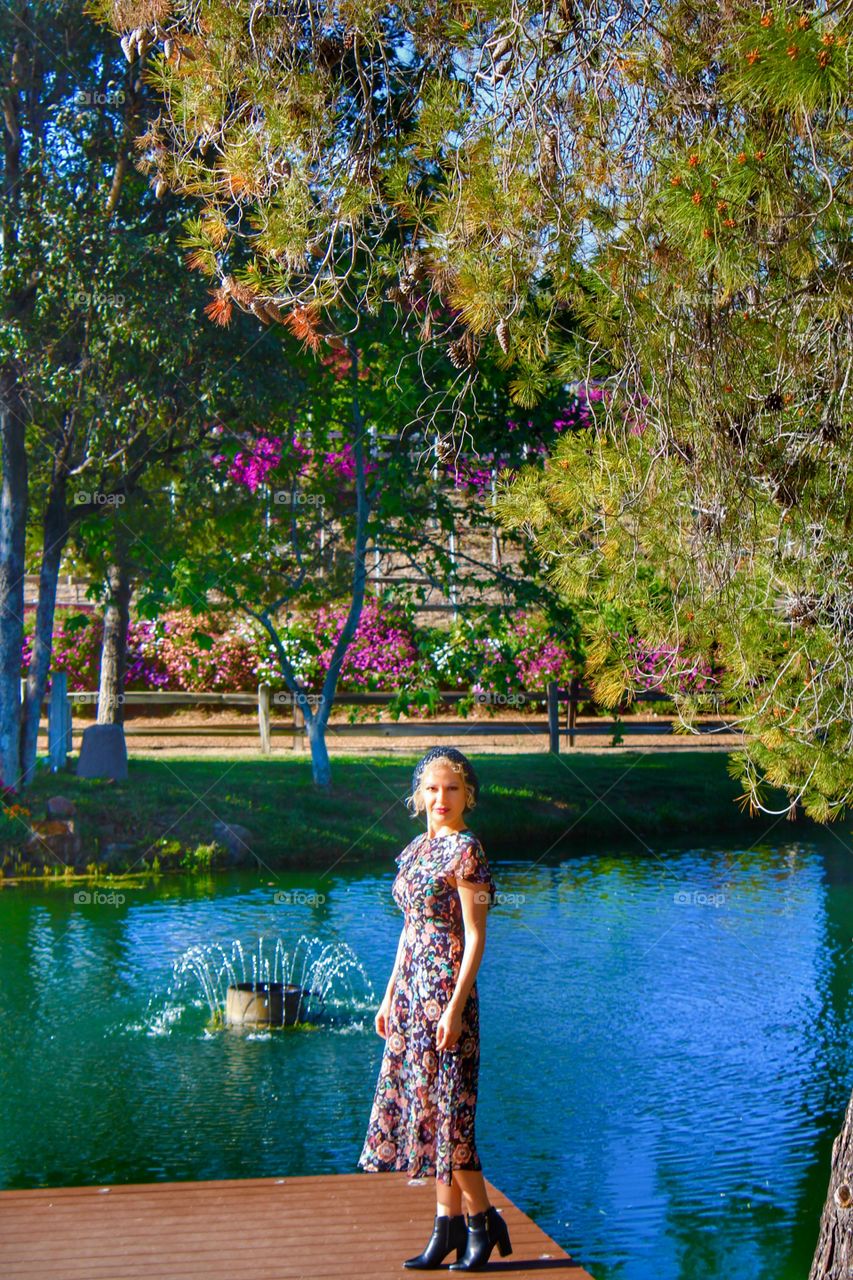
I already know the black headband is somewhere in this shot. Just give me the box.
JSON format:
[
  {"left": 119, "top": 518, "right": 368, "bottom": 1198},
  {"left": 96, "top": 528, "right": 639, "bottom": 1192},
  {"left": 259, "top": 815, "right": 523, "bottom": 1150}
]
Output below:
[{"left": 411, "top": 746, "right": 480, "bottom": 805}]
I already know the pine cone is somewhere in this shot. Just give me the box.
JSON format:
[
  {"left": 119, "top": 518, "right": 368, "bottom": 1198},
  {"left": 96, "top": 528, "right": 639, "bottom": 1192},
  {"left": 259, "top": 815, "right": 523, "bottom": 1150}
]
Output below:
[
  {"left": 496, "top": 319, "right": 510, "bottom": 354},
  {"left": 434, "top": 434, "right": 457, "bottom": 464},
  {"left": 250, "top": 300, "right": 273, "bottom": 325},
  {"left": 221, "top": 275, "right": 258, "bottom": 308},
  {"left": 263, "top": 299, "right": 286, "bottom": 325},
  {"left": 448, "top": 332, "right": 479, "bottom": 370},
  {"left": 781, "top": 591, "right": 820, "bottom": 625},
  {"left": 403, "top": 250, "right": 426, "bottom": 281}
]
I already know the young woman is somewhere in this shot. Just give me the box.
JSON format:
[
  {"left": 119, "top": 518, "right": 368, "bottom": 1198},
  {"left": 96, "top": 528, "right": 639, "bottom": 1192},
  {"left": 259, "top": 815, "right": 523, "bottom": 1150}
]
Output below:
[{"left": 358, "top": 746, "right": 512, "bottom": 1271}]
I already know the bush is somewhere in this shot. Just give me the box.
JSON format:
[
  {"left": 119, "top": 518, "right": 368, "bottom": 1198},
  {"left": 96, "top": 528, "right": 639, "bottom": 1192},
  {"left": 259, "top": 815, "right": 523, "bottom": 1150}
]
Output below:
[{"left": 29, "top": 601, "right": 585, "bottom": 701}]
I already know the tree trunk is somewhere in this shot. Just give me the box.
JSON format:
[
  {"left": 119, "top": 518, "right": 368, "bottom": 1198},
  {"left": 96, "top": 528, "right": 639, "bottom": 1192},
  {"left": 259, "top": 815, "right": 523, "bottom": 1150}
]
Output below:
[
  {"left": 810, "top": 1087, "right": 853, "bottom": 1278},
  {"left": 253, "top": 340, "right": 372, "bottom": 791},
  {"left": 304, "top": 703, "right": 332, "bottom": 789},
  {"left": 19, "top": 472, "right": 70, "bottom": 786},
  {"left": 0, "top": 363, "right": 28, "bottom": 791},
  {"left": 97, "top": 559, "right": 132, "bottom": 726}
]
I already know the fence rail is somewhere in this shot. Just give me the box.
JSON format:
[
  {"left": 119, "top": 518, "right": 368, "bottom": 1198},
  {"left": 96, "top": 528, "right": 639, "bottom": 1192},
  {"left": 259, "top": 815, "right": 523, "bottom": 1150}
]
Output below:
[{"left": 32, "top": 674, "right": 737, "bottom": 767}]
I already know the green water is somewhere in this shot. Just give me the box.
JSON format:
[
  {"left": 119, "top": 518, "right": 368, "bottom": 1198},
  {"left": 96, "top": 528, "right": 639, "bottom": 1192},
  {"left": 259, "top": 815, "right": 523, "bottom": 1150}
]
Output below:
[{"left": 1, "top": 833, "right": 852, "bottom": 1280}]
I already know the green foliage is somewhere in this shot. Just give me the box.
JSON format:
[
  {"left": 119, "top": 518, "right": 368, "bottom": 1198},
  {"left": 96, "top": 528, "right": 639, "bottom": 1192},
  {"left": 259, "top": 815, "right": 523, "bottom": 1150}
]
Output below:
[{"left": 78, "top": 0, "right": 853, "bottom": 818}]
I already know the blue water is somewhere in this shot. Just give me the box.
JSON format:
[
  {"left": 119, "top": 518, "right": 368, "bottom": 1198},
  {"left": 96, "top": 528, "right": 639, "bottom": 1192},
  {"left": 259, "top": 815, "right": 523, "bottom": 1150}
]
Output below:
[{"left": 1, "top": 832, "right": 852, "bottom": 1280}]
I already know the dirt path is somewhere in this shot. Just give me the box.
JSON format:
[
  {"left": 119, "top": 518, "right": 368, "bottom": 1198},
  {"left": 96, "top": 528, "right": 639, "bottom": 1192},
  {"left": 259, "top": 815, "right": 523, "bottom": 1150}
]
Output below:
[{"left": 42, "top": 708, "right": 747, "bottom": 757}]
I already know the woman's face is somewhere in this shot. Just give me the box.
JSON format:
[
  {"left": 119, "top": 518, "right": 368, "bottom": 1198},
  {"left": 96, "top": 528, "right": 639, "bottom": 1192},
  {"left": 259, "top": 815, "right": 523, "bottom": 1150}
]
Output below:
[{"left": 420, "top": 762, "right": 467, "bottom": 831}]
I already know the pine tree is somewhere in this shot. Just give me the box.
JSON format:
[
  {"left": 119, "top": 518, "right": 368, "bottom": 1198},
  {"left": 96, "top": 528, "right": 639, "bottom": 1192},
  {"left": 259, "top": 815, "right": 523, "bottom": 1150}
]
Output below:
[{"left": 86, "top": 0, "right": 853, "bottom": 819}]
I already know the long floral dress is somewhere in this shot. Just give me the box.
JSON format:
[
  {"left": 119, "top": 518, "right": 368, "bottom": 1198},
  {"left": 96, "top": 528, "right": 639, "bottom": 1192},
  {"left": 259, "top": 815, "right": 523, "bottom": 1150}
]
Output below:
[{"left": 358, "top": 827, "right": 497, "bottom": 1185}]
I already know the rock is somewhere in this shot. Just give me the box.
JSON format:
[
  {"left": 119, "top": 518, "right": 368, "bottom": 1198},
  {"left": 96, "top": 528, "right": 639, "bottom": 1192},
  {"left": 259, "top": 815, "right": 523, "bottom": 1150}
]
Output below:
[
  {"left": 211, "top": 821, "right": 255, "bottom": 866},
  {"left": 46, "top": 795, "right": 76, "bottom": 819},
  {"left": 101, "top": 842, "right": 138, "bottom": 868},
  {"left": 76, "top": 724, "right": 128, "bottom": 781},
  {"left": 24, "top": 819, "right": 82, "bottom": 867}
]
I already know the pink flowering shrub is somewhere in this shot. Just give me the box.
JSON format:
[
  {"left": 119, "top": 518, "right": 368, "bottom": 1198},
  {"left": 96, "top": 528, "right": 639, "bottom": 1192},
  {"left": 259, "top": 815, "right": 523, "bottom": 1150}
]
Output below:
[
  {"left": 137, "top": 610, "right": 262, "bottom": 691},
  {"left": 25, "top": 602, "right": 586, "bottom": 701},
  {"left": 623, "top": 633, "right": 716, "bottom": 695},
  {"left": 309, "top": 597, "right": 419, "bottom": 690},
  {"left": 451, "top": 381, "right": 620, "bottom": 495},
  {"left": 322, "top": 442, "right": 378, "bottom": 482},
  {"left": 428, "top": 610, "right": 580, "bottom": 698}
]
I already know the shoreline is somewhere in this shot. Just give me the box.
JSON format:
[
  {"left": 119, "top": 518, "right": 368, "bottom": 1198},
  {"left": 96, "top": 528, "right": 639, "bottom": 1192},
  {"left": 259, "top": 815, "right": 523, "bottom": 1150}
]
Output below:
[{"left": 0, "top": 750, "right": 837, "bottom": 884}]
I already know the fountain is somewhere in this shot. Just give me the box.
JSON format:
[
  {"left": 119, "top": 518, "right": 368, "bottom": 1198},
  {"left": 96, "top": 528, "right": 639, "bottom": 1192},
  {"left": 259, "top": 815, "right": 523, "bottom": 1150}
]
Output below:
[{"left": 166, "top": 934, "right": 374, "bottom": 1032}]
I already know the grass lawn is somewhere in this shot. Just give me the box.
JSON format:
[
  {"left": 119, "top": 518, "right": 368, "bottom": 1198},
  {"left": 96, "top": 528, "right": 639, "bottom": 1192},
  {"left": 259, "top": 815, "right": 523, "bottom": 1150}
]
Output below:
[{"left": 1, "top": 750, "right": 820, "bottom": 880}]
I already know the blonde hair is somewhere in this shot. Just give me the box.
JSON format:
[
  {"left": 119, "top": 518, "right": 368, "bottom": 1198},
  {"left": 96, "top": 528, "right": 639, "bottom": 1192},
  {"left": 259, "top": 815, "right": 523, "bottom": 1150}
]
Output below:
[{"left": 406, "top": 753, "right": 478, "bottom": 818}]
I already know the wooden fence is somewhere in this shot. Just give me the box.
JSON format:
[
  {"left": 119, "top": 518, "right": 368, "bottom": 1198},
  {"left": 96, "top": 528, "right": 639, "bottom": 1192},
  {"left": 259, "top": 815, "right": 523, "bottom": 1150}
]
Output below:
[{"left": 35, "top": 673, "right": 732, "bottom": 768}]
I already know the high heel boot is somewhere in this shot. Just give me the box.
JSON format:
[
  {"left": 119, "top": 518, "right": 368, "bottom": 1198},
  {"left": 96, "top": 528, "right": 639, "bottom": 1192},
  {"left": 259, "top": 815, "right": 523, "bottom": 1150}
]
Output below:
[
  {"left": 403, "top": 1212, "right": 468, "bottom": 1268},
  {"left": 447, "top": 1205, "right": 513, "bottom": 1271}
]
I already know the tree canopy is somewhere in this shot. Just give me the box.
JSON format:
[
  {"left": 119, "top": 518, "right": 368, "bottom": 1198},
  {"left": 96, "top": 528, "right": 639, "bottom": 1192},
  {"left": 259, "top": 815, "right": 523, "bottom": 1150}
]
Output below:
[{"left": 87, "top": 0, "right": 853, "bottom": 817}]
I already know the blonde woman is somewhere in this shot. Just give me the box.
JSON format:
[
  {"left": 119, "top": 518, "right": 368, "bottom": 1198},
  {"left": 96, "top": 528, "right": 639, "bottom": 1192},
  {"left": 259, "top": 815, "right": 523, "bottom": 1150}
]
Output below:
[{"left": 358, "top": 746, "right": 512, "bottom": 1271}]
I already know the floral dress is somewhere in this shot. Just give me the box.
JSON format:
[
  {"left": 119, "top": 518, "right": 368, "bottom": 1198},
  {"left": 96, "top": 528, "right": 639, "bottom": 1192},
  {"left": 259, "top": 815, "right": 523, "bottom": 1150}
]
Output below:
[{"left": 358, "top": 827, "right": 497, "bottom": 1185}]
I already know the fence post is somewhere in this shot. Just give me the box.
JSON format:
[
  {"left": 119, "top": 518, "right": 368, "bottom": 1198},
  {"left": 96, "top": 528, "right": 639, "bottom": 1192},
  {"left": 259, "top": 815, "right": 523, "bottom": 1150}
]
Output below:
[
  {"left": 568, "top": 675, "right": 579, "bottom": 748},
  {"left": 292, "top": 696, "right": 305, "bottom": 751},
  {"left": 48, "top": 671, "right": 71, "bottom": 771},
  {"left": 547, "top": 680, "right": 560, "bottom": 754},
  {"left": 258, "top": 682, "right": 271, "bottom": 755}
]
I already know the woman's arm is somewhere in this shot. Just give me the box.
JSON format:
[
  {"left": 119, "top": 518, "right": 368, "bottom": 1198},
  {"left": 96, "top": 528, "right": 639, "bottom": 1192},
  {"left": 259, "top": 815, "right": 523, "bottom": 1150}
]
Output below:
[
  {"left": 383, "top": 923, "right": 407, "bottom": 1002},
  {"left": 436, "top": 883, "right": 488, "bottom": 1049},
  {"left": 374, "top": 924, "right": 407, "bottom": 1039}
]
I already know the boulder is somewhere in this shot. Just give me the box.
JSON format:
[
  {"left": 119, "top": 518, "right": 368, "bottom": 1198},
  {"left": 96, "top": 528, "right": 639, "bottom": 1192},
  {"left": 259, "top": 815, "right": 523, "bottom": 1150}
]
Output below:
[
  {"left": 211, "top": 821, "right": 255, "bottom": 866},
  {"left": 46, "top": 795, "right": 76, "bottom": 819},
  {"left": 24, "top": 819, "right": 82, "bottom": 867},
  {"left": 101, "top": 842, "right": 138, "bottom": 869},
  {"left": 76, "top": 724, "right": 128, "bottom": 781}
]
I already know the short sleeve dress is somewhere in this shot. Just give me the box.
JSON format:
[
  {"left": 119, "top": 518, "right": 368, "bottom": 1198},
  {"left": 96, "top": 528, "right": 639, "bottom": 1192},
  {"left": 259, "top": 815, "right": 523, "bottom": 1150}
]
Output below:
[{"left": 357, "top": 827, "right": 497, "bottom": 1185}]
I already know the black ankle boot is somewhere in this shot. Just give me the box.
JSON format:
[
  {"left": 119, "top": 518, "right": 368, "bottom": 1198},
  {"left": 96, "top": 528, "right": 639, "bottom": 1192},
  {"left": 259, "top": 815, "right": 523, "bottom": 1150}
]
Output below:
[
  {"left": 403, "top": 1213, "right": 468, "bottom": 1269},
  {"left": 447, "top": 1205, "right": 513, "bottom": 1271}
]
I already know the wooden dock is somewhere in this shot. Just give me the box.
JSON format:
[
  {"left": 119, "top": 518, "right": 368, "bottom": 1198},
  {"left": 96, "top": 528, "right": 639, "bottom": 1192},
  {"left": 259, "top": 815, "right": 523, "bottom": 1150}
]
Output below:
[{"left": 0, "top": 1171, "right": 596, "bottom": 1279}]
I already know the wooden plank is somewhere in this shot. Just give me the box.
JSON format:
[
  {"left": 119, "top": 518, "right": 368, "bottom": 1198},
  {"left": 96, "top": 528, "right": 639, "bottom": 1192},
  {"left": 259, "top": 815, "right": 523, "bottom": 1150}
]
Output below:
[
  {"left": 271, "top": 721, "right": 546, "bottom": 737},
  {"left": 0, "top": 1172, "right": 596, "bottom": 1280},
  {"left": 547, "top": 679, "right": 560, "bottom": 754},
  {"left": 257, "top": 681, "right": 271, "bottom": 755}
]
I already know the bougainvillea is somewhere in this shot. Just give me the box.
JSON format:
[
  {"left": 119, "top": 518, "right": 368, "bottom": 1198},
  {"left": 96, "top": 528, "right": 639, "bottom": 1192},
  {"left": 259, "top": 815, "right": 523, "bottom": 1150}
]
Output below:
[
  {"left": 25, "top": 602, "right": 587, "bottom": 699},
  {"left": 451, "top": 382, "right": 613, "bottom": 495},
  {"left": 311, "top": 597, "right": 419, "bottom": 690},
  {"left": 624, "top": 633, "right": 716, "bottom": 696}
]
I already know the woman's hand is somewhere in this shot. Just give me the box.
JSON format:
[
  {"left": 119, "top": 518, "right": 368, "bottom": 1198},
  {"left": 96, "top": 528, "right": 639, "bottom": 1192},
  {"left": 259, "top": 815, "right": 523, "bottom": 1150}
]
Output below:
[
  {"left": 374, "top": 992, "right": 392, "bottom": 1039},
  {"left": 436, "top": 1002, "right": 463, "bottom": 1051}
]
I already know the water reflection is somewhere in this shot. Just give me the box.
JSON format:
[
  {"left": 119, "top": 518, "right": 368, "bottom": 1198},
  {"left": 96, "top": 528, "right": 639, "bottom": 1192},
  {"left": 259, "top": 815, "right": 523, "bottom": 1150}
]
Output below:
[{"left": 0, "top": 835, "right": 852, "bottom": 1280}]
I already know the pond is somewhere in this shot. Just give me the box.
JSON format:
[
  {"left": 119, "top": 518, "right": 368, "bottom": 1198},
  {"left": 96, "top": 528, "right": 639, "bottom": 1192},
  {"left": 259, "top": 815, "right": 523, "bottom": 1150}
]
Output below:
[{"left": 1, "top": 830, "right": 852, "bottom": 1280}]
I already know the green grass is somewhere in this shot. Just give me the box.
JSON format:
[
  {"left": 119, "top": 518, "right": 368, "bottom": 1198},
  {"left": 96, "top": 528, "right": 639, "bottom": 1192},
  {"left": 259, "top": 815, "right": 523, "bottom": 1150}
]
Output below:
[{"left": 0, "top": 749, "right": 822, "bottom": 880}]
